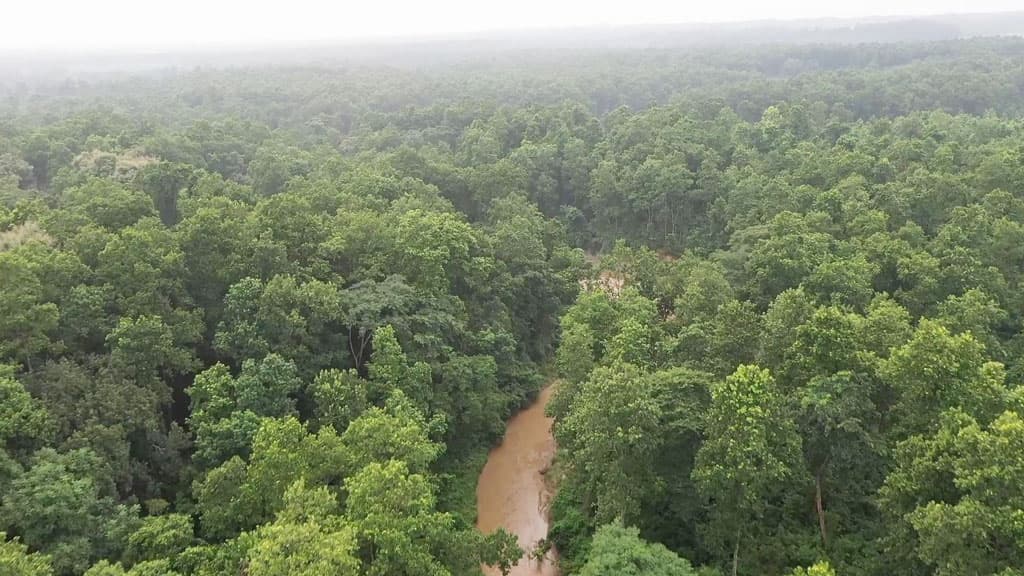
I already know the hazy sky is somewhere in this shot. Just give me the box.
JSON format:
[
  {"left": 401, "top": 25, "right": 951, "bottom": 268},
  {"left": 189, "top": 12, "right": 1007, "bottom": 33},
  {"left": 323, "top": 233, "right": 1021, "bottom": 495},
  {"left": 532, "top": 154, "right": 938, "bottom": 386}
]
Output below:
[{"left": 4, "top": 0, "right": 1022, "bottom": 52}]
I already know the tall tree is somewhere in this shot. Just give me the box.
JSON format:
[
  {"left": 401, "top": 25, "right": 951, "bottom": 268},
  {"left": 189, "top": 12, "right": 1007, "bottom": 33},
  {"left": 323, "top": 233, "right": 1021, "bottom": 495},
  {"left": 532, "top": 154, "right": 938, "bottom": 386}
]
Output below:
[
  {"left": 693, "top": 365, "right": 801, "bottom": 576},
  {"left": 559, "top": 363, "right": 664, "bottom": 524}
]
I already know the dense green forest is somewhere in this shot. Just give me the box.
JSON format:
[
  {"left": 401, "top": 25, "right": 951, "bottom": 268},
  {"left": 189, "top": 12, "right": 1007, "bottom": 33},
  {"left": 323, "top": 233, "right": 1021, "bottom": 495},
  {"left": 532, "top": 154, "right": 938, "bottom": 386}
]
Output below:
[{"left": 2, "top": 31, "right": 1024, "bottom": 576}]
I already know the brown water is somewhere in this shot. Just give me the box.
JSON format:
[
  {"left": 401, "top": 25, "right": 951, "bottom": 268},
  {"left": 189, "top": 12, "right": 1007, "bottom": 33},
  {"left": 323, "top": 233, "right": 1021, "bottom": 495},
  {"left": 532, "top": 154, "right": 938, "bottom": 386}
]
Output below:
[{"left": 477, "top": 385, "right": 559, "bottom": 576}]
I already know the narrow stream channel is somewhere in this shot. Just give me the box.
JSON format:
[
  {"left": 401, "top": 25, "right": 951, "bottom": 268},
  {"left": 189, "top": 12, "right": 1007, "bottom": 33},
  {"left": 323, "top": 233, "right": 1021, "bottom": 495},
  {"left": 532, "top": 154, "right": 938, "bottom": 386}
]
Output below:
[{"left": 476, "top": 385, "right": 559, "bottom": 576}]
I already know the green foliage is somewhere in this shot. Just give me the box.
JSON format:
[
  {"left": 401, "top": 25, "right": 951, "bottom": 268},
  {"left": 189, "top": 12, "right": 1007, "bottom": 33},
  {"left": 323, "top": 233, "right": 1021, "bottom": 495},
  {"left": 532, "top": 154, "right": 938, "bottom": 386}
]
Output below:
[
  {"left": 550, "top": 324, "right": 595, "bottom": 419},
  {"left": 693, "top": 365, "right": 802, "bottom": 574},
  {"left": 107, "top": 315, "right": 197, "bottom": 386},
  {"left": 1, "top": 448, "right": 138, "bottom": 575},
  {"left": 341, "top": 393, "right": 443, "bottom": 474},
  {"left": 479, "top": 528, "right": 523, "bottom": 576},
  {"left": 559, "top": 363, "right": 664, "bottom": 523},
  {"left": 880, "top": 410, "right": 1024, "bottom": 575},
  {"left": 0, "top": 533, "right": 54, "bottom": 576},
  {"left": 201, "top": 417, "right": 345, "bottom": 537},
  {"left": 883, "top": 320, "right": 1008, "bottom": 437},
  {"left": 247, "top": 521, "right": 359, "bottom": 576},
  {"left": 124, "top": 514, "right": 193, "bottom": 566},
  {"left": 580, "top": 523, "right": 699, "bottom": 576},
  {"left": 63, "top": 179, "right": 156, "bottom": 232},
  {"left": 308, "top": 368, "right": 367, "bottom": 432},
  {"left": 214, "top": 275, "right": 345, "bottom": 373},
  {"left": 0, "top": 370, "right": 52, "bottom": 459},
  {"left": 193, "top": 457, "right": 249, "bottom": 541},
  {"left": 787, "top": 561, "right": 836, "bottom": 576},
  {"left": 434, "top": 354, "right": 505, "bottom": 449},
  {"left": 344, "top": 460, "right": 458, "bottom": 576},
  {"left": 367, "top": 324, "right": 432, "bottom": 409},
  {"left": 0, "top": 252, "right": 60, "bottom": 368},
  {"left": 246, "top": 481, "right": 359, "bottom": 576},
  {"left": 7, "top": 31, "right": 1024, "bottom": 576},
  {"left": 187, "top": 355, "right": 302, "bottom": 468},
  {"left": 745, "top": 211, "right": 833, "bottom": 302}
]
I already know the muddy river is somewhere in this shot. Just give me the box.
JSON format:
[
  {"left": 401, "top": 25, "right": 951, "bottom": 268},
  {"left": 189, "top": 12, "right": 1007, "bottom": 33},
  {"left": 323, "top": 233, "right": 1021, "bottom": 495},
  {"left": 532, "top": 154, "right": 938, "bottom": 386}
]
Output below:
[{"left": 476, "top": 384, "right": 559, "bottom": 576}]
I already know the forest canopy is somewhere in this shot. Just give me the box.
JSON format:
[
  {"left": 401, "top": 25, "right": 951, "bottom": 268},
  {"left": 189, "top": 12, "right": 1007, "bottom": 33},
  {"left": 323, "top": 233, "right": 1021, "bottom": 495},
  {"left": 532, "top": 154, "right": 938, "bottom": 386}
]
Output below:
[{"left": 2, "top": 28, "right": 1024, "bottom": 576}]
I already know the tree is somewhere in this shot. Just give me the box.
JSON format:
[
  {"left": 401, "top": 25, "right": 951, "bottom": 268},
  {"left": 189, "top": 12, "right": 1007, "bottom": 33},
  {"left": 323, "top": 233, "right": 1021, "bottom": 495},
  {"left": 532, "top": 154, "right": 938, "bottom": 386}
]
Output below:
[
  {"left": 759, "top": 287, "right": 816, "bottom": 373},
  {"left": 693, "top": 365, "right": 801, "bottom": 576},
  {"left": 550, "top": 323, "right": 596, "bottom": 421},
  {"left": 579, "top": 523, "right": 698, "bottom": 576},
  {"left": 83, "top": 560, "right": 127, "bottom": 575},
  {"left": 787, "top": 561, "right": 836, "bottom": 576},
  {"left": 234, "top": 354, "right": 302, "bottom": 416},
  {"left": 195, "top": 416, "right": 347, "bottom": 540},
  {"left": 366, "top": 325, "right": 432, "bottom": 410},
  {"left": 84, "top": 559, "right": 182, "bottom": 576},
  {"left": 745, "top": 211, "right": 834, "bottom": 303},
  {"left": 479, "top": 529, "right": 523, "bottom": 576},
  {"left": 177, "top": 196, "right": 267, "bottom": 318},
  {"left": 241, "top": 418, "right": 345, "bottom": 529},
  {"left": 556, "top": 323, "right": 596, "bottom": 386},
  {"left": 247, "top": 145, "right": 309, "bottom": 197},
  {"left": 485, "top": 193, "right": 582, "bottom": 361},
  {"left": 606, "top": 317, "right": 659, "bottom": 370},
  {"left": 214, "top": 275, "right": 345, "bottom": 373},
  {"left": 433, "top": 353, "right": 505, "bottom": 449},
  {"left": 247, "top": 481, "right": 360, "bottom": 576},
  {"left": 106, "top": 315, "right": 197, "bottom": 390},
  {"left": 0, "top": 368, "right": 52, "bottom": 460},
  {"left": 559, "top": 363, "right": 664, "bottom": 524},
  {"left": 19, "top": 359, "right": 173, "bottom": 497},
  {"left": 0, "top": 252, "right": 59, "bottom": 369},
  {"left": 138, "top": 163, "right": 193, "bottom": 227},
  {"left": 308, "top": 368, "right": 367, "bottom": 433},
  {"left": 882, "top": 320, "right": 1008, "bottom": 437},
  {"left": 389, "top": 209, "right": 478, "bottom": 296},
  {"left": 194, "top": 456, "right": 249, "bottom": 541},
  {"left": 211, "top": 277, "right": 268, "bottom": 361},
  {"left": 806, "top": 254, "right": 879, "bottom": 310},
  {"left": 859, "top": 294, "right": 913, "bottom": 359},
  {"left": 797, "top": 371, "right": 879, "bottom": 547},
  {"left": 124, "top": 514, "right": 194, "bottom": 566},
  {"left": 248, "top": 522, "right": 359, "bottom": 576},
  {"left": 340, "top": 393, "right": 442, "bottom": 474},
  {"left": 344, "top": 460, "right": 450, "bottom": 576},
  {"left": 706, "top": 299, "right": 762, "bottom": 376},
  {"left": 935, "top": 288, "right": 1008, "bottom": 359},
  {"left": 879, "top": 410, "right": 1024, "bottom": 575},
  {"left": 95, "top": 218, "right": 200, "bottom": 341},
  {"left": 0, "top": 533, "right": 54, "bottom": 576},
  {"left": 187, "top": 355, "right": 302, "bottom": 469},
  {"left": 789, "top": 306, "right": 873, "bottom": 385},
  {"left": 641, "top": 367, "right": 713, "bottom": 552},
  {"left": 1, "top": 448, "right": 138, "bottom": 575},
  {"left": 596, "top": 288, "right": 661, "bottom": 370},
  {"left": 337, "top": 276, "right": 420, "bottom": 370},
  {"left": 672, "top": 260, "right": 735, "bottom": 325},
  {"left": 560, "top": 291, "right": 620, "bottom": 361},
  {"left": 63, "top": 179, "right": 155, "bottom": 231},
  {"left": 58, "top": 284, "right": 116, "bottom": 354}
]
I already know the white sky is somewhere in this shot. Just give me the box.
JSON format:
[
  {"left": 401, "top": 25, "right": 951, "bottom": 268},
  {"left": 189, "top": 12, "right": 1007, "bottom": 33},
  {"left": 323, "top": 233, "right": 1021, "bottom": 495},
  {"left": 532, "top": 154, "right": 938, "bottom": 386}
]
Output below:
[{"left": 3, "top": 0, "right": 1022, "bottom": 53}]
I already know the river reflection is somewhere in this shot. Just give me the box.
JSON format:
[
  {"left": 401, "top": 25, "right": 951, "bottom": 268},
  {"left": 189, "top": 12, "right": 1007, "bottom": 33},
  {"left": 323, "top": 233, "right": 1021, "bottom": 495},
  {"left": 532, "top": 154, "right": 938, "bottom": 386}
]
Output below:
[{"left": 476, "top": 385, "right": 559, "bottom": 576}]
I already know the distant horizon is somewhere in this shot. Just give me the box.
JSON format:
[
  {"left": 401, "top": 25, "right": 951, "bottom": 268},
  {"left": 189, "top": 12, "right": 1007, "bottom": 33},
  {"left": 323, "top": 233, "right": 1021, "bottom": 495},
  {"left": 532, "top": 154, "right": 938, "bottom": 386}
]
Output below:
[{"left": 3, "top": 0, "right": 1023, "bottom": 55}]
